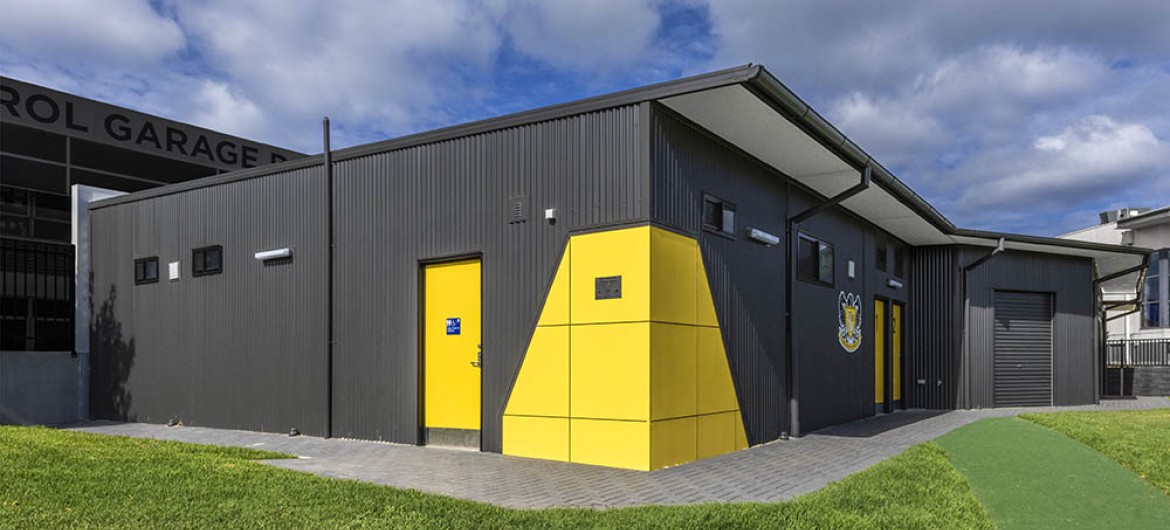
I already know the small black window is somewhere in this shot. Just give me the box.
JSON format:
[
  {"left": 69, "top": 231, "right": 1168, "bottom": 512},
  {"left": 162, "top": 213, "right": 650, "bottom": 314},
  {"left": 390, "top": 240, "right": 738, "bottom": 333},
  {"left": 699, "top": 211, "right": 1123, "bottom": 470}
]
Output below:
[
  {"left": 702, "top": 194, "right": 736, "bottom": 238},
  {"left": 798, "top": 233, "right": 834, "bottom": 286},
  {"left": 192, "top": 245, "right": 223, "bottom": 277},
  {"left": 875, "top": 232, "right": 888, "bottom": 272},
  {"left": 134, "top": 257, "right": 159, "bottom": 285}
]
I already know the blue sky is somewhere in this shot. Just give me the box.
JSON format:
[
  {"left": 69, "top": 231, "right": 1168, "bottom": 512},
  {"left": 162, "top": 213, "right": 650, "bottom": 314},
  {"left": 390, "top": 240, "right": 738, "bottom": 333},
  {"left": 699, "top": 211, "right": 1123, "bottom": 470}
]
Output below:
[{"left": 2, "top": 0, "right": 1169, "bottom": 236}]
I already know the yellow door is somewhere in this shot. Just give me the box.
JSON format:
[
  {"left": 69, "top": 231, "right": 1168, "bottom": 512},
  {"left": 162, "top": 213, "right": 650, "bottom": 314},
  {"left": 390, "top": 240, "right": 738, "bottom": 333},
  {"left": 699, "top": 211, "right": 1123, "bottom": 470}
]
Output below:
[
  {"left": 423, "top": 259, "right": 481, "bottom": 431},
  {"left": 874, "top": 299, "right": 885, "bottom": 405},
  {"left": 892, "top": 304, "right": 903, "bottom": 402}
]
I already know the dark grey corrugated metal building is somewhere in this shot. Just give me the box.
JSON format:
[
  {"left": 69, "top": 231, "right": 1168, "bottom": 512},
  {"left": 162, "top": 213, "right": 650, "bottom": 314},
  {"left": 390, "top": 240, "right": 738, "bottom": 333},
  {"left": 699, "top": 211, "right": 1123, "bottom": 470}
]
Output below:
[{"left": 87, "top": 65, "right": 1149, "bottom": 470}]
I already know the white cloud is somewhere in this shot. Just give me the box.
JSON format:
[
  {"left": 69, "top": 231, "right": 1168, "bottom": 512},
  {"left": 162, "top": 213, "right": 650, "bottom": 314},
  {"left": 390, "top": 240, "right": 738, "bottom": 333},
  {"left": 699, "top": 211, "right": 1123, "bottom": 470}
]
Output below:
[
  {"left": 829, "top": 91, "right": 949, "bottom": 168},
  {"left": 702, "top": 0, "right": 1170, "bottom": 233},
  {"left": 189, "top": 80, "right": 265, "bottom": 141},
  {"left": 958, "top": 115, "right": 1164, "bottom": 210},
  {"left": 0, "top": 0, "right": 184, "bottom": 67},
  {"left": 501, "top": 0, "right": 661, "bottom": 71},
  {"left": 171, "top": 0, "right": 505, "bottom": 149}
]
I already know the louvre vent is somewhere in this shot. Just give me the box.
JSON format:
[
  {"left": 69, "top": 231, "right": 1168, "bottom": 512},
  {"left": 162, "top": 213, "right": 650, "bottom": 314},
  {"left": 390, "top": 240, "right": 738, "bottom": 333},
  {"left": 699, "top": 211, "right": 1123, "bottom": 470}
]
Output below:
[{"left": 508, "top": 195, "right": 527, "bottom": 224}]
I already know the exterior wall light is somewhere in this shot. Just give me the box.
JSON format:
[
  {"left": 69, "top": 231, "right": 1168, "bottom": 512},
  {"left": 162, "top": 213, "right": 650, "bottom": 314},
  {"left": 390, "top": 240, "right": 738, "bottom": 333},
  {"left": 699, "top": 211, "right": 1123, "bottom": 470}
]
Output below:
[
  {"left": 255, "top": 248, "right": 292, "bottom": 261},
  {"left": 887, "top": 278, "right": 904, "bottom": 289},
  {"left": 748, "top": 228, "right": 780, "bottom": 246}
]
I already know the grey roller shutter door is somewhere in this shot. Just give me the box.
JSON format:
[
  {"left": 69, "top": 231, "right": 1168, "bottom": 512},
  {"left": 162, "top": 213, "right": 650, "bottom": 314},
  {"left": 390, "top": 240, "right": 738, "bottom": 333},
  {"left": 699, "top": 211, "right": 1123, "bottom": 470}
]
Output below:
[{"left": 993, "top": 291, "right": 1053, "bottom": 407}]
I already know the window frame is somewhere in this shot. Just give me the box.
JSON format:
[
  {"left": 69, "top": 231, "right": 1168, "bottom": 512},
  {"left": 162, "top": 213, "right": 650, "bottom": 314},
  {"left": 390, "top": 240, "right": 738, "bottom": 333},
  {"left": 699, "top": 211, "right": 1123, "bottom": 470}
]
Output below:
[
  {"left": 1142, "top": 250, "right": 1167, "bottom": 329},
  {"left": 192, "top": 245, "right": 223, "bottom": 277},
  {"left": 134, "top": 256, "right": 159, "bottom": 285},
  {"left": 701, "top": 193, "right": 737, "bottom": 239},
  {"left": 797, "top": 232, "right": 835, "bottom": 287}
]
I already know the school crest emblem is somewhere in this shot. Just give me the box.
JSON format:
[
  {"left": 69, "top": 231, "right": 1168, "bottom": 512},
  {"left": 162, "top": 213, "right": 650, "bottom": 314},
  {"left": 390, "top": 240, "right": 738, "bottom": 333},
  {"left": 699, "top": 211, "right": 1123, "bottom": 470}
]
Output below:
[{"left": 838, "top": 291, "right": 862, "bottom": 353}]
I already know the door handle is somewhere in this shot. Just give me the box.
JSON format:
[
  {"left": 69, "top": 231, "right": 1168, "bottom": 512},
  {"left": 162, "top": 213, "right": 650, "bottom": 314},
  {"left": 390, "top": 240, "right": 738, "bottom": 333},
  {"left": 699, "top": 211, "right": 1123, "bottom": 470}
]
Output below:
[{"left": 470, "top": 348, "right": 482, "bottom": 368}]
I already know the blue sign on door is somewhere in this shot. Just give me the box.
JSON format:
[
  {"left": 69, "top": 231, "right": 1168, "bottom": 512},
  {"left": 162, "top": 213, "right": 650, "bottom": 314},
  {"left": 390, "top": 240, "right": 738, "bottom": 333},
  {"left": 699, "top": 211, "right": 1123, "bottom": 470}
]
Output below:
[{"left": 446, "top": 318, "right": 461, "bottom": 335}]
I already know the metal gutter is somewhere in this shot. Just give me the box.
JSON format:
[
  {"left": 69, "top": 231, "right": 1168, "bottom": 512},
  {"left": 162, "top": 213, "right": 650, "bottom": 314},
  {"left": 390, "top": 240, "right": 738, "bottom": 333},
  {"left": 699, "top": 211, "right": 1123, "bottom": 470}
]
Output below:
[
  {"left": 954, "top": 228, "right": 1152, "bottom": 256},
  {"left": 1116, "top": 205, "right": 1170, "bottom": 229},
  {"left": 743, "top": 69, "right": 957, "bottom": 235}
]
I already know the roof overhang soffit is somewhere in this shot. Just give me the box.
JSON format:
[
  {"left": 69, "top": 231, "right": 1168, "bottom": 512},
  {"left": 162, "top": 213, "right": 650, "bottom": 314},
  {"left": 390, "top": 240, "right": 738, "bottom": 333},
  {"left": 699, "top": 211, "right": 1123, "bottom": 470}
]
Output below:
[{"left": 658, "top": 84, "right": 952, "bottom": 246}]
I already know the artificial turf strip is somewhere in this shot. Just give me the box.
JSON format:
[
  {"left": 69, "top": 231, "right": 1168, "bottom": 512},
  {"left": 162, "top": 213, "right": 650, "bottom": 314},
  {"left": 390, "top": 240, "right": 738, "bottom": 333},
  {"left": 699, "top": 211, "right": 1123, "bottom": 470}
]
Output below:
[
  {"left": 1021, "top": 408, "right": 1170, "bottom": 496},
  {"left": 936, "top": 417, "right": 1170, "bottom": 530},
  {"left": 0, "top": 426, "right": 993, "bottom": 529}
]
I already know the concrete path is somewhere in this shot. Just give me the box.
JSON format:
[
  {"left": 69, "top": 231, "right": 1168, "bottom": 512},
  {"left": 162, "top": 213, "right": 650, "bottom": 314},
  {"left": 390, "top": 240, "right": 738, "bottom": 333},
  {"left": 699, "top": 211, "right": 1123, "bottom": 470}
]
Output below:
[{"left": 65, "top": 397, "right": 1170, "bottom": 509}]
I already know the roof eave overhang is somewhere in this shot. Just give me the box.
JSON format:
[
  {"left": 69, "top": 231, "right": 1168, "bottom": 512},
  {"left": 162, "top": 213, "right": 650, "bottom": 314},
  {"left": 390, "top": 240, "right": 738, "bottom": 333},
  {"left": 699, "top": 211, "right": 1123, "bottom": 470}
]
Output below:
[{"left": 80, "top": 62, "right": 1158, "bottom": 284}]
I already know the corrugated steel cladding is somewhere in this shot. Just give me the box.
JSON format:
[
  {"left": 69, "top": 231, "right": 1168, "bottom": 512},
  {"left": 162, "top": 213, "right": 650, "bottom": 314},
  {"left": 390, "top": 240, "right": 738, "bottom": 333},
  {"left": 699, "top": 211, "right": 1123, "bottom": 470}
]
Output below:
[
  {"left": 89, "top": 166, "right": 329, "bottom": 433},
  {"left": 649, "top": 107, "right": 788, "bottom": 443},
  {"left": 648, "top": 106, "right": 910, "bottom": 438},
  {"left": 89, "top": 95, "right": 1105, "bottom": 449},
  {"left": 906, "top": 246, "right": 961, "bottom": 409},
  {"left": 960, "top": 248, "right": 1096, "bottom": 408},
  {"left": 332, "top": 105, "right": 648, "bottom": 448},
  {"left": 91, "top": 104, "right": 649, "bottom": 448},
  {"left": 906, "top": 246, "right": 1096, "bottom": 410}
]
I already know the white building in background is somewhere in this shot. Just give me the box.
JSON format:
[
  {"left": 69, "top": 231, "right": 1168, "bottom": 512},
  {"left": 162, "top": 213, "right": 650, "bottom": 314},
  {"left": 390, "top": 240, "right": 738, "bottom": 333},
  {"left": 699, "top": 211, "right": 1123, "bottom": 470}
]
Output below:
[{"left": 1062, "top": 207, "right": 1170, "bottom": 341}]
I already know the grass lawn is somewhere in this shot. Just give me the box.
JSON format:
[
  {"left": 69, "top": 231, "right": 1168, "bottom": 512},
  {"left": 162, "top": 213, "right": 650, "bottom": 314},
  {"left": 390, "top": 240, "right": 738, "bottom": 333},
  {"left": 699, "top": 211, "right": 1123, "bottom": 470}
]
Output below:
[
  {"left": 0, "top": 426, "right": 991, "bottom": 529},
  {"left": 937, "top": 417, "right": 1170, "bottom": 530},
  {"left": 1022, "top": 408, "right": 1170, "bottom": 496}
]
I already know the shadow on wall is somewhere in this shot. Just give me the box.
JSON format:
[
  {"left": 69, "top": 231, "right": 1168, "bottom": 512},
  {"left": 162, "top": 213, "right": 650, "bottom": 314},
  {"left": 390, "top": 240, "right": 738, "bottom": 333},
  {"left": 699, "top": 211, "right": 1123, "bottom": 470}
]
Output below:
[{"left": 90, "top": 284, "right": 135, "bottom": 421}]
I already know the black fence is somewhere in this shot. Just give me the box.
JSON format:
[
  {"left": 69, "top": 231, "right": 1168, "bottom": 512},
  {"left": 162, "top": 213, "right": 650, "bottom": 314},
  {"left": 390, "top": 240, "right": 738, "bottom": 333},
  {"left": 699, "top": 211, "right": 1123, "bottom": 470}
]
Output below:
[
  {"left": 0, "top": 238, "right": 75, "bottom": 351},
  {"left": 1104, "top": 338, "right": 1170, "bottom": 397},
  {"left": 1106, "top": 338, "right": 1170, "bottom": 367}
]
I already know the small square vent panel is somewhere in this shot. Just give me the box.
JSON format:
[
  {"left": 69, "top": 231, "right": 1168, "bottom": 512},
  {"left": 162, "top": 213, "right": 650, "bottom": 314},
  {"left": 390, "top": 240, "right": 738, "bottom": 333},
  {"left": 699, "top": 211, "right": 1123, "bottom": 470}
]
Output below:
[{"left": 508, "top": 195, "right": 528, "bottom": 224}]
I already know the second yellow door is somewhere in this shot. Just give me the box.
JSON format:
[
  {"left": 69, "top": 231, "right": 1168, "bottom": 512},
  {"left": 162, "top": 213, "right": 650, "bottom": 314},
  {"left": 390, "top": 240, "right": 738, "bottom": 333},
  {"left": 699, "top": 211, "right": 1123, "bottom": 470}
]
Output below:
[
  {"left": 892, "top": 304, "right": 902, "bottom": 402},
  {"left": 423, "top": 259, "right": 482, "bottom": 431},
  {"left": 874, "top": 299, "right": 885, "bottom": 405}
]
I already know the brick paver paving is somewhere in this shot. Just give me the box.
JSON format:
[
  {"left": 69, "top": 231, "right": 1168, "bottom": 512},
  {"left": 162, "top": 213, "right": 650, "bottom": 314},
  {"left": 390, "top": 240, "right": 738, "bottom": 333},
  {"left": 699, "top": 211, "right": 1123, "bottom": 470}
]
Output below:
[{"left": 66, "top": 397, "right": 1170, "bottom": 508}]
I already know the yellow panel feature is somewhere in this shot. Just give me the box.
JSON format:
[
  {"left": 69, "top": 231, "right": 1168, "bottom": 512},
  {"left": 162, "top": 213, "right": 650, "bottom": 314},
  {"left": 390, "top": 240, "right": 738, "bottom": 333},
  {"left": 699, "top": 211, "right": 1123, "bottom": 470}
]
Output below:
[
  {"left": 893, "top": 304, "right": 903, "bottom": 401},
  {"left": 874, "top": 299, "right": 886, "bottom": 405},
  {"left": 504, "top": 326, "right": 569, "bottom": 417},
  {"left": 570, "top": 226, "right": 650, "bottom": 324},
  {"left": 423, "top": 259, "right": 481, "bottom": 431},
  {"left": 697, "top": 412, "right": 735, "bottom": 460},
  {"left": 696, "top": 253, "right": 719, "bottom": 328},
  {"left": 650, "top": 323, "right": 697, "bottom": 420},
  {"left": 650, "top": 416, "right": 697, "bottom": 470},
  {"left": 502, "top": 415, "right": 569, "bottom": 462},
  {"left": 650, "top": 228, "right": 697, "bottom": 325},
  {"left": 697, "top": 327, "right": 739, "bottom": 415},
  {"left": 570, "top": 322, "right": 649, "bottom": 420},
  {"left": 571, "top": 419, "right": 650, "bottom": 471},
  {"left": 734, "top": 411, "right": 748, "bottom": 450},
  {"left": 537, "top": 242, "right": 571, "bottom": 326}
]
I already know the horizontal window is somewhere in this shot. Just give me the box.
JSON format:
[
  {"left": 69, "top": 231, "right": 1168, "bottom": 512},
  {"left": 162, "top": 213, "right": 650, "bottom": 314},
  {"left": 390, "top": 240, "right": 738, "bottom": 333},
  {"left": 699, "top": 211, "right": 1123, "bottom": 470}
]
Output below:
[
  {"left": 192, "top": 245, "right": 223, "bottom": 277},
  {"left": 1, "top": 186, "right": 30, "bottom": 215},
  {"left": 798, "top": 233, "right": 834, "bottom": 286},
  {"left": 702, "top": 194, "right": 736, "bottom": 238},
  {"left": 134, "top": 257, "right": 159, "bottom": 285},
  {"left": 0, "top": 122, "right": 67, "bottom": 163},
  {"left": 1, "top": 155, "right": 67, "bottom": 194}
]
